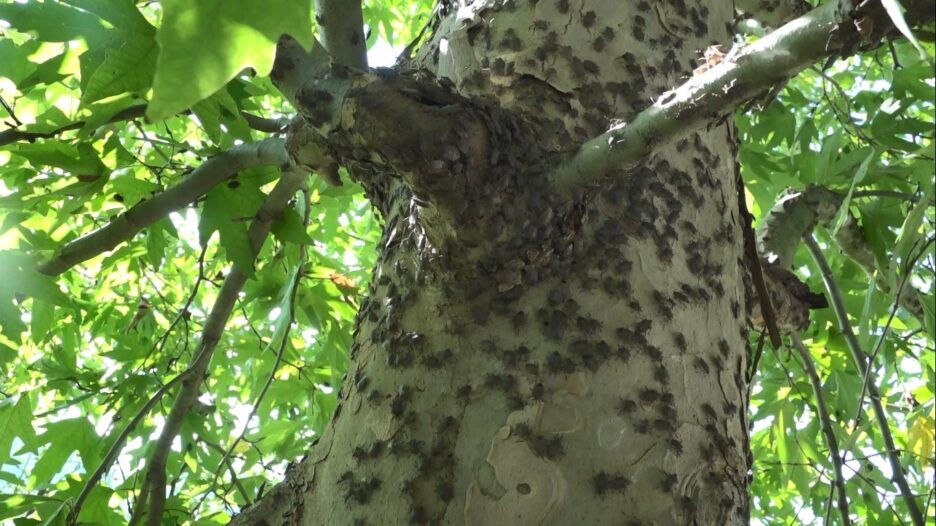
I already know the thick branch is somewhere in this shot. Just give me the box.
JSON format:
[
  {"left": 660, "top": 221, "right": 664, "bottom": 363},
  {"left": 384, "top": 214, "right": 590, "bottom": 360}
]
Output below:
[
  {"left": 37, "top": 138, "right": 289, "bottom": 276},
  {"left": 757, "top": 185, "right": 927, "bottom": 323},
  {"left": 127, "top": 169, "right": 308, "bottom": 526},
  {"left": 835, "top": 213, "right": 925, "bottom": 321},
  {"left": 758, "top": 185, "right": 841, "bottom": 268},
  {"left": 749, "top": 258, "right": 827, "bottom": 331},
  {"left": 270, "top": 36, "right": 337, "bottom": 114},
  {"left": 314, "top": 0, "right": 368, "bottom": 69},
  {"left": 272, "top": 35, "right": 499, "bottom": 217},
  {"left": 804, "top": 235, "right": 925, "bottom": 526},
  {"left": 548, "top": 0, "right": 935, "bottom": 192},
  {"left": 790, "top": 332, "right": 852, "bottom": 526}
]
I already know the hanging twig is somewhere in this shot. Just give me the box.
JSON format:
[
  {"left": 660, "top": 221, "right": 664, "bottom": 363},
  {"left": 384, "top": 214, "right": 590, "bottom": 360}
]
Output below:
[
  {"left": 0, "top": 104, "right": 287, "bottom": 148},
  {"left": 804, "top": 235, "right": 925, "bottom": 526},
  {"left": 856, "top": 236, "right": 935, "bottom": 422},
  {"left": 66, "top": 341, "right": 213, "bottom": 525},
  {"left": 122, "top": 169, "right": 308, "bottom": 526},
  {"left": 192, "top": 188, "right": 313, "bottom": 516},
  {"left": 790, "top": 332, "right": 852, "bottom": 526}
]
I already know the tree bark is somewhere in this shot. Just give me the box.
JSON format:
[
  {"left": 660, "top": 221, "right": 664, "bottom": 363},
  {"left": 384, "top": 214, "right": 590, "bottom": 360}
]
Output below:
[{"left": 234, "top": 1, "right": 752, "bottom": 524}]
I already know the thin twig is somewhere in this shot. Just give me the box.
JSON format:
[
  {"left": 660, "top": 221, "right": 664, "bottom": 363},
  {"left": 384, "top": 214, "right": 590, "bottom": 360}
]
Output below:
[
  {"left": 0, "top": 105, "right": 287, "bottom": 148},
  {"left": 810, "top": 66, "right": 877, "bottom": 145},
  {"left": 790, "top": 332, "right": 852, "bottom": 526},
  {"left": 142, "top": 245, "right": 208, "bottom": 370},
  {"left": 192, "top": 188, "right": 313, "bottom": 516},
  {"left": 855, "top": 236, "right": 934, "bottom": 424},
  {"left": 804, "top": 235, "right": 925, "bottom": 526},
  {"left": 851, "top": 190, "right": 923, "bottom": 202},
  {"left": 127, "top": 170, "right": 308, "bottom": 526},
  {"left": 66, "top": 342, "right": 213, "bottom": 525},
  {"left": 0, "top": 95, "right": 23, "bottom": 126},
  {"left": 842, "top": 462, "right": 911, "bottom": 526},
  {"left": 199, "top": 438, "right": 252, "bottom": 504}
]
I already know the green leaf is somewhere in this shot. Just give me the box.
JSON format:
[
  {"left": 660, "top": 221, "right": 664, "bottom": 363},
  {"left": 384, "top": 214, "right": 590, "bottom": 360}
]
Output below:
[
  {"left": 147, "top": 0, "right": 315, "bottom": 121},
  {"left": 0, "top": 2, "right": 146, "bottom": 100},
  {"left": 0, "top": 297, "right": 26, "bottom": 342},
  {"left": 198, "top": 182, "right": 266, "bottom": 277},
  {"left": 31, "top": 418, "right": 100, "bottom": 484},
  {"left": 107, "top": 171, "right": 161, "bottom": 206},
  {"left": 30, "top": 300, "right": 55, "bottom": 343},
  {"left": 857, "top": 280, "right": 879, "bottom": 350},
  {"left": 9, "top": 141, "right": 105, "bottom": 177},
  {"left": 271, "top": 208, "right": 313, "bottom": 245},
  {"left": 81, "top": 31, "right": 158, "bottom": 104},
  {"left": 0, "top": 252, "right": 73, "bottom": 308},
  {"left": 62, "top": 0, "right": 153, "bottom": 32},
  {"left": 0, "top": 395, "right": 36, "bottom": 463},
  {"left": 921, "top": 292, "right": 935, "bottom": 341},
  {"left": 814, "top": 129, "right": 841, "bottom": 185},
  {"left": 146, "top": 219, "right": 171, "bottom": 271},
  {"left": 78, "top": 97, "right": 144, "bottom": 137},
  {"left": 0, "top": 1, "right": 109, "bottom": 43},
  {"left": 263, "top": 269, "right": 299, "bottom": 356},
  {"left": 830, "top": 148, "right": 874, "bottom": 235},
  {"left": 16, "top": 52, "right": 71, "bottom": 90},
  {"left": 191, "top": 97, "right": 224, "bottom": 145},
  {"left": 0, "top": 39, "right": 39, "bottom": 84},
  {"left": 0, "top": 494, "right": 69, "bottom": 521},
  {"left": 39, "top": 501, "right": 67, "bottom": 526},
  {"left": 893, "top": 184, "right": 934, "bottom": 268},
  {"left": 892, "top": 60, "right": 936, "bottom": 102},
  {"left": 856, "top": 206, "right": 893, "bottom": 271}
]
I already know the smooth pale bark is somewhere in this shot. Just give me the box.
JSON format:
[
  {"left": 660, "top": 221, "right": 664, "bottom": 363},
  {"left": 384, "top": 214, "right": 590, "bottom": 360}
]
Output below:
[{"left": 234, "top": 1, "right": 751, "bottom": 524}]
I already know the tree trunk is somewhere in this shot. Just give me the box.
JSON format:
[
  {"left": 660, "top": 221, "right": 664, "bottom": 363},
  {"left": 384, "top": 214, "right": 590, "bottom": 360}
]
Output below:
[{"left": 233, "top": 1, "right": 752, "bottom": 524}]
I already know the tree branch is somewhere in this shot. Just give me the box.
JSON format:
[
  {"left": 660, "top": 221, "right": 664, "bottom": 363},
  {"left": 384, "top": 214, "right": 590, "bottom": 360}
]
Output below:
[
  {"left": 758, "top": 185, "right": 841, "bottom": 268},
  {"left": 835, "top": 213, "right": 925, "bottom": 321},
  {"left": 193, "top": 188, "right": 310, "bottom": 516},
  {"left": 271, "top": 35, "right": 505, "bottom": 218},
  {"left": 240, "top": 112, "right": 290, "bottom": 134},
  {"left": 37, "top": 138, "right": 289, "bottom": 276},
  {"left": 547, "top": 0, "right": 935, "bottom": 193},
  {"left": 314, "top": 0, "right": 368, "bottom": 69},
  {"left": 199, "top": 437, "right": 252, "bottom": 506},
  {"left": 66, "top": 351, "right": 206, "bottom": 525},
  {"left": 804, "top": 235, "right": 926, "bottom": 526},
  {"left": 790, "top": 332, "right": 852, "bottom": 526},
  {"left": 0, "top": 106, "right": 288, "bottom": 148},
  {"left": 125, "top": 169, "right": 308, "bottom": 526},
  {"left": 757, "top": 185, "right": 927, "bottom": 324},
  {"left": 852, "top": 190, "right": 926, "bottom": 202},
  {"left": 0, "top": 105, "right": 147, "bottom": 148}
]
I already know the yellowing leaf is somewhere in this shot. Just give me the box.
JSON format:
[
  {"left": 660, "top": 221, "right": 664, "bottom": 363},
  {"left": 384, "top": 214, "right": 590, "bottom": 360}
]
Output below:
[
  {"left": 908, "top": 414, "right": 934, "bottom": 469},
  {"left": 329, "top": 272, "right": 357, "bottom": 295}
]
